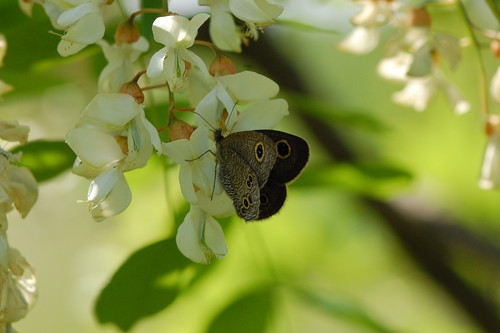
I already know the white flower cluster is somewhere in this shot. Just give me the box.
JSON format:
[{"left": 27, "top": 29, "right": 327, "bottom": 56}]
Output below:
[
  {"left": 339, "top": 1, "right": 500, "bottom": 190},
  {"left": 0, "top": 121, "right": 38, "bottom": 332},
  {"left": 16, "top": 0, "right": 285, "bottom": 264},
  {"left": 339, "top": 1, "right": 470, "bottom": 114}
]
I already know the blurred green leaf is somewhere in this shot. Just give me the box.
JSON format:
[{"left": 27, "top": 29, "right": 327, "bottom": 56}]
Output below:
[
  {"left": 95, "top": 238, "right": 210, "bottom": 332},
  {"left": 11, "top": 140, "right": 75, "bottom": 182},
  {"left": 207, "top": 287, "right": 274, "bottom": 333},
  {"left": 292, "top": 286, "right": 401, "bottom": 333},
  {"left": 295, "top": 162, "right": 412, "bottom": 197},
  {"left": 288, "top": 94, "right": 388, "bottom": 132},
  {"left": 275, "top": 19, "right": 338, "bottom": 34}
]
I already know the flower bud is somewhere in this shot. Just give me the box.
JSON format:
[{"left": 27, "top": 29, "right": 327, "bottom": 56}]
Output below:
[
  {"left": 169, "top": 118, "right": 194, "bottom": 141},
  {"left": 115, "top": 18, "right": 140, "bottom": 45},
  {"left": 485, "top": 115, "right": 500, "bottom": 136},
  {"left": 491, "top": 39, "right": 500, "bottom": 58},
  {"left": 209, "top": 55, "right": 236, "bottom": 76},
  {"left": 409, "top": 7, "right": 431, "bottom": 27},
  {"left": 119, "top": 80, "right": 144, "bottom": 104}
]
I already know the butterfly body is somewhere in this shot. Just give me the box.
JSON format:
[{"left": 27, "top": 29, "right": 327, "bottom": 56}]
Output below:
[{"left": 215, "top": 129, "right": 309, "bottom": 221}]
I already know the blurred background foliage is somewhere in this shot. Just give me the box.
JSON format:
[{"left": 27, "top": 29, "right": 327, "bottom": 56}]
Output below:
[{"left": 1, "top": 0, "right": 500, "bottom": 332}]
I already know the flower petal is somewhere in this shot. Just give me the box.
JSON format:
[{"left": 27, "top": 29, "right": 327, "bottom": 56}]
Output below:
[
  {"left": 79, "top": 94, "right": 141, "bottom": 128},
  {"left": 208, "top": 3, "right": 241, "bottom": 52},
  {"left": 176, "top": 206, "right": 227, "bottom": 264},
  {"left": 230, "top": 98, "right": 288, "bottom": 132},
  {"left": 337, "top": 26, "right": 380, "bottom": 54},
  {"left": 146, "top": 47, "right": 168, "bottom": 78},
  {"left": 229, "top": 0, "right": 283, "bottom": 23},
  {"left": 219, "top": 71, "right": 279, "bottom": 102},
  {"left": 66, "top": 128, "right": 125, "bottom": 168},
  {"left": 87, "top": 169, "right": 131, "bottom": 221}
]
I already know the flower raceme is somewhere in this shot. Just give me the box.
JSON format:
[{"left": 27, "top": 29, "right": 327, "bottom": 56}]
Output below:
[
  {"left": 162, "top": 71, "right": 289, "bottom": 263},
  {"left": 0, "top": 121, "right": 38, "bottom": 331},
  {"left": 66, "top": 94, "right": 161, "bottom": 221}
]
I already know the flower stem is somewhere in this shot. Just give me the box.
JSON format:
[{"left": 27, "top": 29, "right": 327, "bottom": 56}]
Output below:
[
  {"left": 130, "top": 8, "right": 169, "bottom": 21},
  {"left": 194, "top": 40, "right": 225, "bottom": 57},
  {"left": 457, "top": 0, "right": 490, "bottom": 117}
]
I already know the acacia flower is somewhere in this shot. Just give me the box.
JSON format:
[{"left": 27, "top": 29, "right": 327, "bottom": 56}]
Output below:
[
  {"left": 0, "top": 121, "right": 38, "bottom": 331},
  {"left": 490, "top": 62, "right": 500, "bottom": 104},
  {"left": 146, "top": 13, "right": 211, "bottom": 92},
  {"left": 97, "top": 37, "right": 149, "bottom": 93},
  {"left": 0, "top": 236, "right": 37, "bottom": 332},
  {"left": 376, "top": 8, "right": 469, "bottom": 114},
  {"left": 200, "top": 0, "right": 284, "bottom": 52},
  {"left": 338, "top": 0, "right": 399, "bottom": 54},
  {"left": 176, "top": 206, "right": 228, "bottom": 264},
  {"left": 0, "top": 35, "right": 13, "bottom": 99},
  {"left": 42, "top": 0, "right": 110, "bottom": 56},
  {"left": 66, "top": 94, "right": 161, "bottom": 221},
  {"left": 479, "top": 116, "right": 500, "bottom": 189},
  {"left": 163, "top": 71, "right": 288, "bottom": 263}
]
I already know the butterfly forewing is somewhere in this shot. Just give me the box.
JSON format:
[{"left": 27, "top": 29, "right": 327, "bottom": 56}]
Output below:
[{"left": 256, "top": 130, "right": 310, "bottom": 184}]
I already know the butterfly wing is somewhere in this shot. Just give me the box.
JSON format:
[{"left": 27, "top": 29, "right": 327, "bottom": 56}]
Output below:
[
  {"left": 256, "top": 181, "right": 287, "bottom": 220},
  {"left": 256, "top": 130, "right": 310, "bottom": 184},
  {"left": 217, "top": 145, "right": 261, "bottom": 220}
]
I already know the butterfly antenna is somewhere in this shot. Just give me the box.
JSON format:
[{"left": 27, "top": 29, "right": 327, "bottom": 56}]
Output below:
[
  {"left": 193, "top": 111, "right": 216, "bottom": 131},
  {"left": 225, "top": 100, "right": 239, "bottom": 129}
]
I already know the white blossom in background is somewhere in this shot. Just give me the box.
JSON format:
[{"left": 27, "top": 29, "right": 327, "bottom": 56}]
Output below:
[
  {"left": 41, "top": 0, "right": 112, "bottom": 56},
  {"left": 163, "top": 71, "right": 288, "bottom": 263},
  {"left": 490, "top": 66, "right": 500, "bottom": 104},
  {"left": 0, "top": 35, "right": 13, "bottom": 99},
  {"left": 376, "top": 8, "right": 469, "bottom": 114},
  {"left": 338, "top": 0, "right": 400, "bottom": 54},
  {"left": 147, "top": 13, "right": 211, "bottom": 92},
  {"left": 479, "top": 116, "right": 500, "bottom": 189},
  {"left": 97, "top": 37, "right": 149, "bottom": 93},
  {"left": 66, "top": 94, "right": 161, "bottom": 221},
  {"left": 0, "top": 121, "right": 38, "bottom": 331},
  {"left": 200, "top": 0, "right": 283, "bottom": 52}
]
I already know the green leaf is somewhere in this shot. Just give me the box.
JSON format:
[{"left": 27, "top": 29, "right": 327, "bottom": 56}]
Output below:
[
  {"left": 207, "top": 287, "right": 274, "bottom": 333},
  {"left": 11, "top": 140, "right": 75, "bottom": 183},
  {"left": 94, "top": 238, "right": 209, "bottom": 332},
  {"left": 295, "top": 162, "right": 412, "bottom": 198},
  {"left": 287, "top": 94, "right": 388, "bottom": 132},
  {"left": 293, "top": 286, "right": 401, "bottom": 333}
]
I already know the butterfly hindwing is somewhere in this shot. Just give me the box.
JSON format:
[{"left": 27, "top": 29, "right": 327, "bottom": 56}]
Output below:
[{"left": 257, "top": 181, "right": 287, "bottom": 220}]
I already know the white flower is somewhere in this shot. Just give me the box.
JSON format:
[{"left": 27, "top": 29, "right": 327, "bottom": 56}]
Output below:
[
  {"left": 176, "top": 206, "right": 227, "bottom": 264},
  {"left": 391, "top": 69, "right": 470, "bottom": 114},
  {"left": 0, "top": 121, "right": 29, "bottom": 145},
  {"left": 18, "top": 0, "right": 44, "bottom": 16},
  {"left": 146, "top": 13, "right": 210, "bottom": 91},
  {"left": 97, "top": 37, "right": 149, "bottom": 93},
  {"left": 200, "top": 0, "right": 283, "bottom": 52},
  {"left": 338, "top": 0, "right": 398, "bottom": 54},
  {"left": 0, "top": 35, "right": 13, "bottom": 99},
  {"left": 0, "top": 233, "right": 37, "bottom": 330},
  {"left": 337, "top": 26, "right": 380, "bottom": 54},
  {"left": 164, "top": 70, "right": 288, "bottom": 262},
  {"left": 43, "top": 0, "right": 109, "bottom": 56},
  {"left": 478, "top": 116, "right": 500, "bottom": 189},
  {"left": 66, "top": 94, "right": 161, "bottom": 220},
  {"left": 490, "top": 66, "right": 500, "bottom": 104}
]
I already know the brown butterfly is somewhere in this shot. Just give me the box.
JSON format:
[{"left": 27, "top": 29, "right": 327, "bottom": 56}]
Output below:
[{"left": 215, "top": 129, "right": 309, "bottom": 221}]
